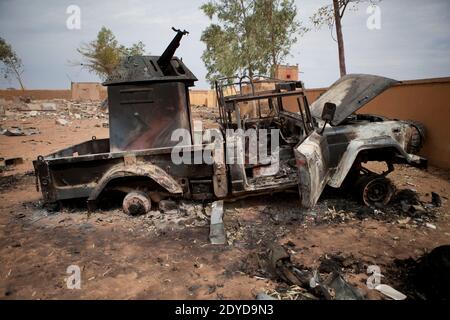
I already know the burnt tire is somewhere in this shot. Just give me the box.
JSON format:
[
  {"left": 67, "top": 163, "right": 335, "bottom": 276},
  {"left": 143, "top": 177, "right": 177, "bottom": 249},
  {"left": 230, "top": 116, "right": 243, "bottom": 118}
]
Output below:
[
  {"left": 122, "top": 191, "right": 151, "bottom": 216},
  {"left": 356, "top": 174, "right": 395, "bottom": 207},
  {"left": 406, "top": 121, "right": 426, "bottom": 154}
]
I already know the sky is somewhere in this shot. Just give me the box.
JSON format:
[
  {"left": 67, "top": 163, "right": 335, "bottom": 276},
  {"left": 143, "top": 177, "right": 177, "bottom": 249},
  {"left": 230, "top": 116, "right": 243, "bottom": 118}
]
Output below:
[{"left": 0, "top": 0, "right": 449, "bottom": 89}]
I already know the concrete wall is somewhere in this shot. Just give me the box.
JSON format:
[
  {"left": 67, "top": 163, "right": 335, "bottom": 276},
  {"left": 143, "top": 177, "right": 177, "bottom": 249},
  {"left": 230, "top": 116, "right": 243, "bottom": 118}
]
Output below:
[
  {"left": 189, "top": 88, "right": 235, "bottom": 108},
  {"left": 189, "top": 89, "right": 216, "bottom": 108},
  {"left": 275, "top": 65, "right": 299, "bottom": 81},
  {"left": 0, "top": 89, "right": 71, "bottom": 100},
  {"left": 0, "top": 82, "right": 107, "bottom": 101},
  {"left": 304, "top": 88, "right": 327, "bottom": 104},
  {"left": 71, "top": 82, "right": 107, "bottom": 101},
  {"left": 357, "top": 78, "right": 450, "bottom": 170}
]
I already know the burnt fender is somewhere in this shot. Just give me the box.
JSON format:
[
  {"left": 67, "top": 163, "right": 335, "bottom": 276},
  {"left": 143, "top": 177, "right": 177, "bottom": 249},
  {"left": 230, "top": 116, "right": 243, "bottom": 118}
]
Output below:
[
  {"left": 294, "top": 132, "right": 331, "bottom": 209},
  {"left": 87, "top": 162, "right": 182, "bottom": 202},
  {"left": 328, "top": 135, "right": 422, "bottom": 188},
  {"left": 294, "top": 124, "right": 423, "bottom": 209},
  {"left": 328, "top": 121, "right": 421, "bottom": 188}
]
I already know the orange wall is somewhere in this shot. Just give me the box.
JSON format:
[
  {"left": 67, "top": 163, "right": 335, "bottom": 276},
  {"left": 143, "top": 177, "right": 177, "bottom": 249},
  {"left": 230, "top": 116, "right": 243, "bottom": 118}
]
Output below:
[
  {"left": 0, "top": 89, "right": 71, "bottom": 100},
  {"left": 301, "top": 78, "right": 450, "bottom": 170},
  {"left": 305, "top": 88, "right": 327, "bottom": 104},
  {"left": 0, "top": 83, "right": 107, "bottom": 102},
  {"left": 357, "top": 78, "right": 450, "bottom": 170},
  {"left": 189, "top": 89, "right": 212, "bottom": 107},
  {"left": 275, "top": 65, "right": 299, "bottom": 81},
  {"left": 71, "top": 82, "right": 107, "bottom": 101}
]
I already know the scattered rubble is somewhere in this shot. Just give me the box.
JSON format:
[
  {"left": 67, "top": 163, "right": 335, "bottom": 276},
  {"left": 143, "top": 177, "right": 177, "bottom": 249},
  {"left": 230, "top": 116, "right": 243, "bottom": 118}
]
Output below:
[
  {"left": 264, "top": 243, "right": 365, "bottom": 300},
  {"left": 190, "top": 104, "right": 219, "bottom": 128},
  {"left": 0, "top": 98, "right": 108, "bottom": 124},
  {"left": 19, "top": 102, "right": 57, "bottom": 112},
  {"left": 374, "top": 284, "right": 406, "bottom": 300},
  {"left": 1, "top": 126, "right": 40, "bottom": 136},
  {"left": 431, "top": 192, "right": 442, "bottom": 207},
  {"left": 255, "top": 292, "right": 277, "bottom": 300},
  {"left": 0, "top": 100, "right": 5, "bottom": 115},
  {"left": 0, "top": 157, "right": 24, "bottom": 172},
  {"left": 0, "top": 171, "right": 31, "bottom": 192},
  {"left": 138, "top": 199, "right": 210, "bottom": 232},
  {"left": 159, "top": 199, "right": 179, "bottom": 213},
  {"left": 209, "top": 200, "right": 226, "bottom": 245},
  {"left": 302, "top": 187, "right": 442, "bottom": 229},
  {"left": 259, "top": 242, "right": 429, "bottom": 300},
  {"left": 55, "top": 118, "right": 69, "bottom": 126},
  {"left": 311, "top": 271, "right": 364, "bottom": 300},
  {"left": 263, "top": 285, "right": 317, "bottom": 300},
  {"left": 1, "top": 127, "right": 24, "bottom": 136},
  {"left": 385, "top": 245, "right": 450, "bottom": 300},
  {"left": 425, "top": 222, "right": 437, "bottom": 230}
]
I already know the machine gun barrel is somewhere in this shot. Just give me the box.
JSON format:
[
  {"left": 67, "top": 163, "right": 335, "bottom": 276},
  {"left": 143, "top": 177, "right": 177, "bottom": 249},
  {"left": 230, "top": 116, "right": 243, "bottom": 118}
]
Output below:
[{"left": 157, "top": 27, "right": 189, "bottom": 71}]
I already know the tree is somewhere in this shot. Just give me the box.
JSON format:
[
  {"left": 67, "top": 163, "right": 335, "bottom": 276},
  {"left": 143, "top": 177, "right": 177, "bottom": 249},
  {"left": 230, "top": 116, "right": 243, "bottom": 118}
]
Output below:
[
  {"left": 311, "top": 0, "right": 373, "bottom": 77},
  {"left": 76, "top": 27, "right": 146, "bottom": 80},
  {"left": 0, "top": 37, "right": 25, "bottom": 90},
  {"left": 254, "top": 0, "right": 306, "bottom": 77},
  {"left": 200, "top": 0, "right": 303, "bottom": 86}
]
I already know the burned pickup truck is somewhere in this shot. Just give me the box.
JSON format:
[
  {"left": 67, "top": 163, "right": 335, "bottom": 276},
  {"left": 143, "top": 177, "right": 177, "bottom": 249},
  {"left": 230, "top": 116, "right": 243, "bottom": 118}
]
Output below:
[{"left": 33, "top": 28, "right": 426, "bottom": 214}]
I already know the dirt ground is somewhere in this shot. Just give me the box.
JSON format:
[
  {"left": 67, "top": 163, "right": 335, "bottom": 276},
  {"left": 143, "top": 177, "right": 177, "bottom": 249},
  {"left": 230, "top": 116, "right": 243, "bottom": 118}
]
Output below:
[{"left": 0, "top": 103, "right": 449, "bottom": 300}]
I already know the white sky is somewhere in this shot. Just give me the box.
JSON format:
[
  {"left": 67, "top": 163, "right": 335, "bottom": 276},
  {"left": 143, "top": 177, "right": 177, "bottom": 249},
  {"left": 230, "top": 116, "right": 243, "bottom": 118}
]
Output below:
[{"left": 0, "top": 0, "right": 449, "bottom": 89}]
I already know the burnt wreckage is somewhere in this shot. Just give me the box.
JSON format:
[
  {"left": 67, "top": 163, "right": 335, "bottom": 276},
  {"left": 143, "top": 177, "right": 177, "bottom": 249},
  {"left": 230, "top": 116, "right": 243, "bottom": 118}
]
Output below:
[{"left": 34, "top": 28, "right": 426, "bottom": 214}]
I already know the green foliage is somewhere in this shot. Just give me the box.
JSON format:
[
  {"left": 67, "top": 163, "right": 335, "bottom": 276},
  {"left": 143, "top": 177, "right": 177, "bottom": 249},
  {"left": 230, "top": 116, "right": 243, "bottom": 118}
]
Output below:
[
  {"left": 200, "top": 0, "right": 304, "bottom": 86},
  {"left": 310, "top": 4, "right": 336, "bottom": 29},
  {"left": 0, "top": 37, "right": 25, "bottom": 90},
  {"left": 125, "top": 41, "right": 146, "bottom": 56},
  {"left": 310, "top": 0, "right": 364, "bottom": 30},
  {"left": 254, "top": 0, "right": 307, "bottom": 76},
  {"left": 76, "top": 27, "right": 146, "bottom": 80}
]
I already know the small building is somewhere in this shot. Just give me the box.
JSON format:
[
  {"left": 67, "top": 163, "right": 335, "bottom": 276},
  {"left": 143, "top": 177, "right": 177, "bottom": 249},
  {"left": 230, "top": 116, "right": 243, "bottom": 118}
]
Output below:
[{"left": 275, "top": 65, "right": 299, "bottom": 81}]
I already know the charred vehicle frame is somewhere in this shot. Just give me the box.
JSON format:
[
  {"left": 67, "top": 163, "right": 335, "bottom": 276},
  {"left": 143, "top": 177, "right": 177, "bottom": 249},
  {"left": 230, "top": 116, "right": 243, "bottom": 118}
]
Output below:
[{"left": 33, "top": 28, "right": 427, "bottom": 214}]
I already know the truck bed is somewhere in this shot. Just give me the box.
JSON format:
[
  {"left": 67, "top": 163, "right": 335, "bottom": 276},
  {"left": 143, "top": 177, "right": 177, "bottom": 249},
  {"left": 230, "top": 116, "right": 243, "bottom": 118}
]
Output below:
[{"left": 33, "top": 138, "right": 214, "bottom": 204}]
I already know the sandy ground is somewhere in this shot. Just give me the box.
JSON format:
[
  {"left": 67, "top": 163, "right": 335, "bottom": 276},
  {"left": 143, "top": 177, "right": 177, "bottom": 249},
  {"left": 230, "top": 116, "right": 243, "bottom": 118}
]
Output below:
[{"left": 0, "top": 107, "right": 449, "bottom": 300}]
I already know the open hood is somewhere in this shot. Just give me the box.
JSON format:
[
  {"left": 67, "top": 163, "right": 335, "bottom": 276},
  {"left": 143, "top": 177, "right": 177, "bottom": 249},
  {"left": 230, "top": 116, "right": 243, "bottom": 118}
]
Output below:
[{"left": 310, "top": 74, "right": 399, "bottom": 126}]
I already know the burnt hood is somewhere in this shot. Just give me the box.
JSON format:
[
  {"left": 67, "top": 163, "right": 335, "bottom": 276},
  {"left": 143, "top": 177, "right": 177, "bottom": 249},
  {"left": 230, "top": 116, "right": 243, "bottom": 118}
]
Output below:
[{"left": 310, "top": 74, "right": 399, "bottom": 125}]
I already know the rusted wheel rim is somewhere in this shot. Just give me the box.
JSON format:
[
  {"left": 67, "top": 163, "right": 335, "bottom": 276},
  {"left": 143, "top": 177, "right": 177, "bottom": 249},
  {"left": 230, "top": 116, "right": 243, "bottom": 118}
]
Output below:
[
  {"left": 361, "top": 176, "right": 394, "bottom": 207},
  {"left": 123, "top": 191, "right": 151, "bottom": 215}
]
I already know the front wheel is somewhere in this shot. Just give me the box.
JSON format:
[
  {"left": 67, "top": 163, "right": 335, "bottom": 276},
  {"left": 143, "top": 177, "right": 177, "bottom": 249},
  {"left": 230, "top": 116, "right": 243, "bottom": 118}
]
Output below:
[{"left": 356, "top": 174, "right": 395, "bottom": 207}]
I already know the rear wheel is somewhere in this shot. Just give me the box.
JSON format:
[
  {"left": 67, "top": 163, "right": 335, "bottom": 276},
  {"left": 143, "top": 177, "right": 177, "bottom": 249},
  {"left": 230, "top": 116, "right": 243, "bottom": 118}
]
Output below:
[
  {"left": 122, "top": 191, "right": 151, "bottom": 215},
  {"left": 357, "top": 174, "right": 394, "bottom": 207}
]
